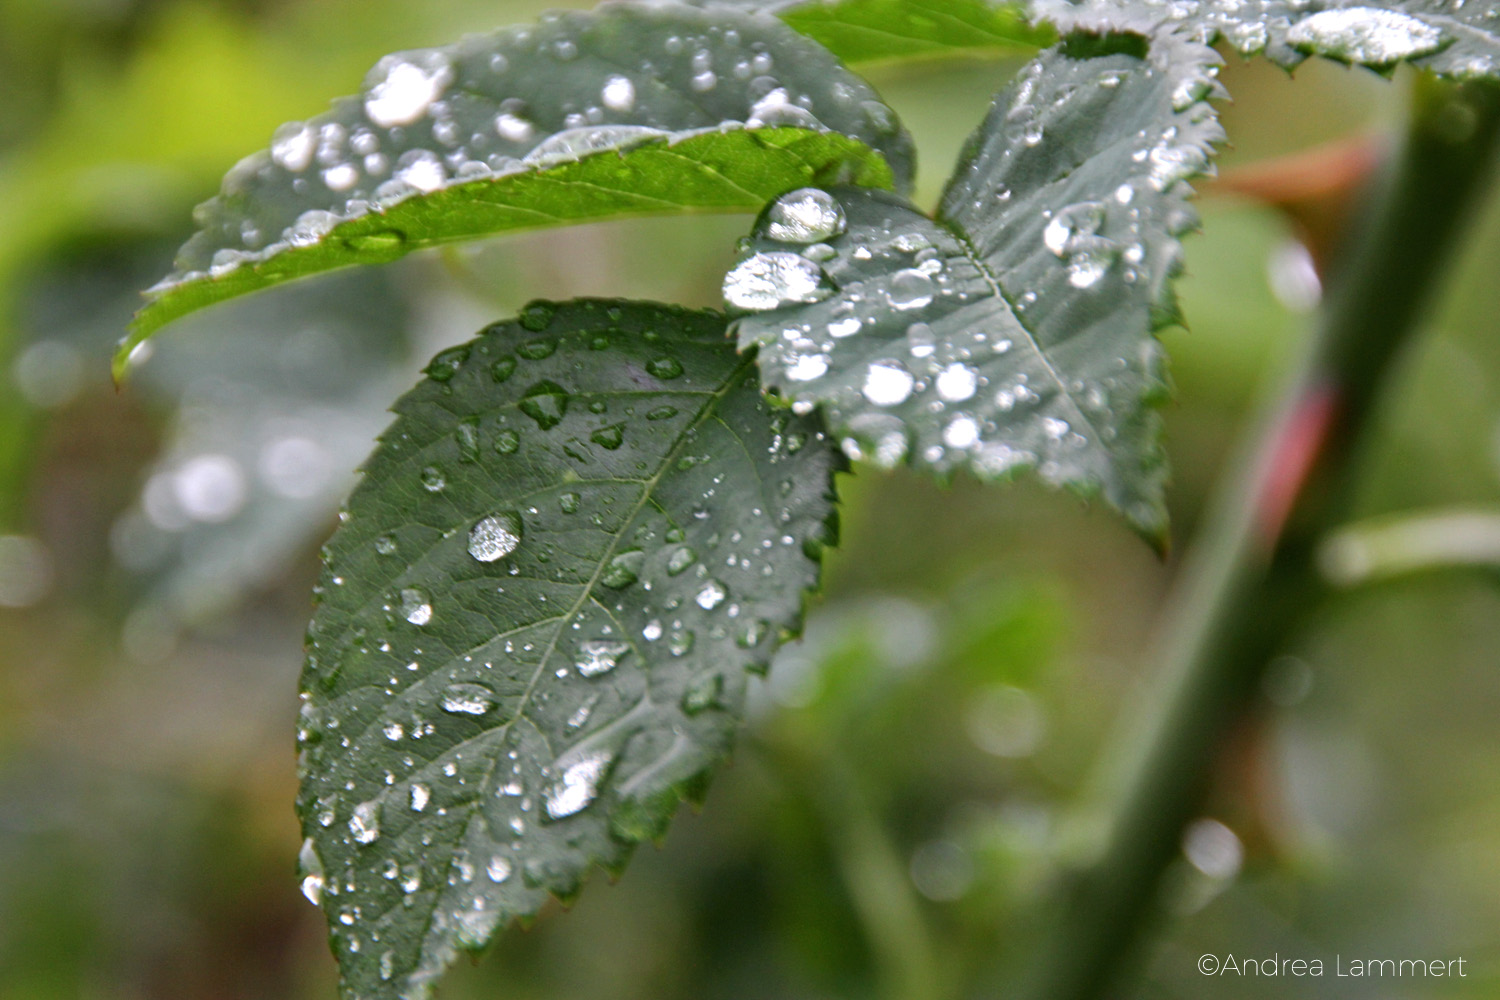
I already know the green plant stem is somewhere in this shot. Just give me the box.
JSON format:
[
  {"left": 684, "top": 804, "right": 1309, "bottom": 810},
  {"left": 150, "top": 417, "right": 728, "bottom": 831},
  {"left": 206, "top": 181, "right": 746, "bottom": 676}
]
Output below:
[{"left": 1029, "top": 74, "right": 1500, "bottom": 1000}]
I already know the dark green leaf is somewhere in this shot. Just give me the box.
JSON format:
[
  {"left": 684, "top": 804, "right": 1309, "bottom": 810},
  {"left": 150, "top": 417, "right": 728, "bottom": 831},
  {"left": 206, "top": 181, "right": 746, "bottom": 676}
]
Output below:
[
  {"left": 727, "top": 36, "right": 1225, "bottom": 543},
  {"left": 686, "top": 0, "right": 1054, "bottom": 61},
  {"left": 1035, "top": 0, "right": 1500, "bottom": 78},
  {"left": 297, "top": 299, "right": 840, "bottom": 999},
  {"left": 124, "top": 2, "right": 916, "bottom": 372}
]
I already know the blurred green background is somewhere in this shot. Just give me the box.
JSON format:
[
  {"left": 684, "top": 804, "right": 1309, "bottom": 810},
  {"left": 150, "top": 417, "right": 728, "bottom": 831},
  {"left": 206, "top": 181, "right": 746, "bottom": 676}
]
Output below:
[{"left": 2, "top": 1, "right": 1499, "bottom": 998}]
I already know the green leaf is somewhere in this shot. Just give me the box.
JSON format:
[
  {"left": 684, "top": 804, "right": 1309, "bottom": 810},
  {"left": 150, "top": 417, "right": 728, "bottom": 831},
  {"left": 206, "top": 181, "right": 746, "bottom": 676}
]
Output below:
[
  {"left": 686, "top": 0, "right": 1054, "bottom": 61},
  {"left": 297, "top": 299, "right": 840, "bottom": 1000},
  {"left": 1034, "top": 0, "right": 1500, "bottom": 78},
  {"left": 726, "top": 36, "right": 1226, "bottom": 543},
  {"left": 123, "top": 2, "right": 916, "bottom": 374}
]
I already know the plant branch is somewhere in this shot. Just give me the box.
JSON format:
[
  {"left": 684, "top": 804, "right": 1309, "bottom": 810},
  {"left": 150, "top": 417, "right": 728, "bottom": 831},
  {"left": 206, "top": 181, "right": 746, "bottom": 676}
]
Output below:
[{"left": 1027, "top": 73, "right": 1500, "bottom": 1000}]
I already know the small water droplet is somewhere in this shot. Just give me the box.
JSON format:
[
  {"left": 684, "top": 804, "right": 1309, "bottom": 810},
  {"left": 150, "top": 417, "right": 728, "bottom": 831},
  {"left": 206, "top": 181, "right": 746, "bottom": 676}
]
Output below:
[
  {"left": 936, "top": 364, "right": 978, "bottom": 402},
  {"left": 666, "top": 545, "right": 697, "bottom": 575},
  {"left": 681, "top": 673, "right": 724, "bottom": 715},
  {"left": 455, "top": 419, "right": 481, "bottom": 462},
  {"left": 490, "top": 356, "right": 517, "bottom": 382},
  {"left": 410, "top": 783, "right": 431, "bottom": 811},
  {"left": 486, "top": 855, "right": 512, "bottom": 883},
  {"left": 426, "top": 344, "right": 470, "bottom": 382},
  {"left": 420, "top": 466, "right": 446, "bottom": 492},
  {"left": 517, "top": 338, "right": 556, "bottom": 360},
  {"left": 559, "top": 492, "right": 581, "bottom": 514},
  {"left": 1285, "top": 6, "right": 1443, "bottom": 64},
  {"left": 495, "top": 429, "right": 521, "bottom": 454},
  {"left": 375, "top": 534, "right": 398, "bottom": 555},
  {"left": 519, "top": 302, "right": 557, "bottom": 331}
]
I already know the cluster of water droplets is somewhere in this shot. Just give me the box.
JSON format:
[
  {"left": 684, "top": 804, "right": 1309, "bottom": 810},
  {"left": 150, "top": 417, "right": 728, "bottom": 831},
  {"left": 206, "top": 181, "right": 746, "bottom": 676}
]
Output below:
[{"left": 158, "top": 5, "right": 910, "bottom": 308}]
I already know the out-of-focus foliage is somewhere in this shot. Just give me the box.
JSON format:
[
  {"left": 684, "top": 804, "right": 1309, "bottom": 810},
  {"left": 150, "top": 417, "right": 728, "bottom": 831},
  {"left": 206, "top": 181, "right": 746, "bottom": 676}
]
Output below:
[{"left": 2, "top": 3, "right": 1499, "bottom": 1000}]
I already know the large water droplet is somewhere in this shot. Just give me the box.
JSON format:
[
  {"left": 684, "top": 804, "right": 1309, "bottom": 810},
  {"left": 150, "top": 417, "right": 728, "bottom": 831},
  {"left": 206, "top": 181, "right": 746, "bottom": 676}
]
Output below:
[
  {"left": 601, "top": 550, "right": 645, "bottom": 589},
  {"left": 665, "top": 545, "right": 697, "bottom": 576},
  {"left": 590, "top": 424, "right": 625, "bottom": 450},
  {"left": 863, "top": 362, "right": 914, "bottom": 406},
  {"left": 486, "top": 855, "right": 512, "bottom": 883},
  {"left": 520, "top": 381, "right": 569, "bottom": 430},
  {"left": 441, "top": 683, "right": 497, "bottom": 715},
  {"left": 426, "top": 344, "right": 471, "bottom": 382},
  {"left": 696, "top": 579, "right": 728, "bottom": 610},
  {"left": 544, "top": 749, "right": 613, "bottom": 819},
  {"left": 601, "top": 74, "right": 636, "bottom": 112},
  {"left": 364, "top": 53, "right": 453, "bottom": 127},
  {"left": 764, "top": 188, "right": 847, "bottom": 244},
  {"left": 1285, "top": 7, "right": 1443, "bottom": 64},
  {"left": 298, "top": 838, "right": 326, "bottom": 904},
  {"left": 469, "top": 512, "right": 523, "bottom": 562},
  {"left": 724, "top": 252, "right": 834, "bottom": 312},
  {"left": 646, "top": 357, "right": 684, "bottom": 379},
  {"left": 576, "top": 639, "right": 630, "bottom": 677},
  {"left": 401, "top": 587, "right": 433, "bottom": 625},
  {"left": 349, "top": 800, "right": 381, "bottom": 845},
  {"left": 887, "top": 269, "right": 934, "bottom": 311},
  {"left": 410, "top": 783, "right": 431, "bottom": 812},
  {"left": 935, "top": 364, "right": 978, "bottom": 402}
]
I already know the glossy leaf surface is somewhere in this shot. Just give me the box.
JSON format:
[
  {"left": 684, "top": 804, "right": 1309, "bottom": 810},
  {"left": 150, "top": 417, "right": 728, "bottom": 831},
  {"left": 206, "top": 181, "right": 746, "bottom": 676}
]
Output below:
[
  {"left": 297, "top": 299, "right": 839, "bottom": 999},
  {"left": 728, "top": 36, "right": 1225, "bottom": 541},
  {"left": 125, "top": 1, "right": 915, "bottom": 371}
]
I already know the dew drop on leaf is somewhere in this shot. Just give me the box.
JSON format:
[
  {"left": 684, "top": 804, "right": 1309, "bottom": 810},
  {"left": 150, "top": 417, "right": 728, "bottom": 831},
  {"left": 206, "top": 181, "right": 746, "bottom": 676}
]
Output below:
[
  {"left": 519, "top": 381, "right": 569, "bottom": 430},
  {"left": 349, "top": 800, "right": 381, "bottom": 844},
  {"left": 543, "top": 749, "right": 613, "bottom": 819},
  {"left": 468, "top": 511, "right": 523, "bottom": 562},
  {"left": 601, "top": 549, "right": 645, "bottom": 589},
  {"left": 764, "top": 188, "right": 847, "bottom": 244},
  {"left": 440, "top": 683, "right": 497, "bottom": 715},
  {"left": 696, "top": 579, "right": 727, "bottom": 610},
  {"left": 646, "top": 357, "right": 684, "bottom": 379},
  {"left": 575, "top": 639, "right": 630, "bottom": 677},
  {"left": 400, "top": 587, "right": 433, "bottom": 625}
]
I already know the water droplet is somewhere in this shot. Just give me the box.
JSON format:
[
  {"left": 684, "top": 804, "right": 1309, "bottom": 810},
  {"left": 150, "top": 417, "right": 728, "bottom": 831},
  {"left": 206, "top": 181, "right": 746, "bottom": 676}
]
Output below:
[
  {"left": 485, "top": 348, "right": 518, "bottom": 381},
  {"left": 544, "top": 749, "right": 613, "bottom": 819},
  {"left": 723, "top": 252, "right": 833, "bottom": 312},
  {"left": 737, "top": 618, "right": 770, "bottom": 648},
  {"left": 272, "top": 122, "right": 317, "bottom": 172},
  {"left": 601, "top": 74, "right": 636, "bottom": 111},
  {"left": 495, "top": 428, "right": 521, "bottom": 454},
  {"left": 496, "top": 112, "right": 535, "bottom": 143},
  {"left": 559, "top": 492, "right": 581, "bottom": 514},
  {"left": 646, "top": 405, "right": 678, "bottom": 420},
  {"left": 935, "top": 364, "right": 978, "bottom": 402},
  {"left": 519, "top": 302, "right": 557, "bottom": 331},
  {"left": 764, "top": 188, "right": 847, "bottom": 244},
  {"left": 365, "top": 53, "right": 453, "bottom": 127},
  {"left": 410, "top": 783, "right": 431, "bottom": 811},
  {"left": 696, "top": 579, "right": 727, "bottom": 610},
  {"left": 455, "top": 419, "right": 482, "bottom": 462},
  {"left": 401, "top": 587, "right": 433, "bottom": 625},
  {"left": 786, "top": 353, "right": 829, "bottom": 382},
  {"left": 1042, "top": 201, "right": 1106, "bottom": 258},
  {"left": 349, "top": 800, "right": 381, "bottom": 844},
  {"left": 887, "top": 269, "right": 934, "bottom": 310},
  {"left": 420, "top": 466, "right": 446, "bottom": 492},
  {"left": 863, "top": 362, "right": 914, "bottom": 406},
  {"left": 601, "top": 549, "right": 645, "bottom": 588},
  {"left": 681, "top": 673, "right": 724, "bottom": 715},
  {"left": 646, "top": 357, "right": 684, "bottom": 379},
  {"left": 665, "top": 545, "right": 697, "bottom": 575},
  {"left": 576, "top": 639, "right": 630, "bottom": 677},
  {"left": 486, "top": 855, "right": 512, "bottom": 883},
  {"left": 469, "top": 512, "right": 523, "bottom": 562},
  {"left": 943, "top": 416, "right": 981, "bottom": 449},
  {"left": 1286, "top": 7, "right": 1443, "bottom": 64},
  {"left": 441, "top": 683, "right": 496, "bottom": 715},
  {"left": 517, "top": 338, "right": 556, "bottom": 361},
  {"left": 298, "top": 838, "right": 325, "bottom": 904},
  {"left": 375, "top": 534, "right": 398, "bottom": 555},
  {"left": 590, "top": 424, "right": 625, "bottom": 449},
  {"left": 519, "top": 381, "right": 569, "bottom": 430}
]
